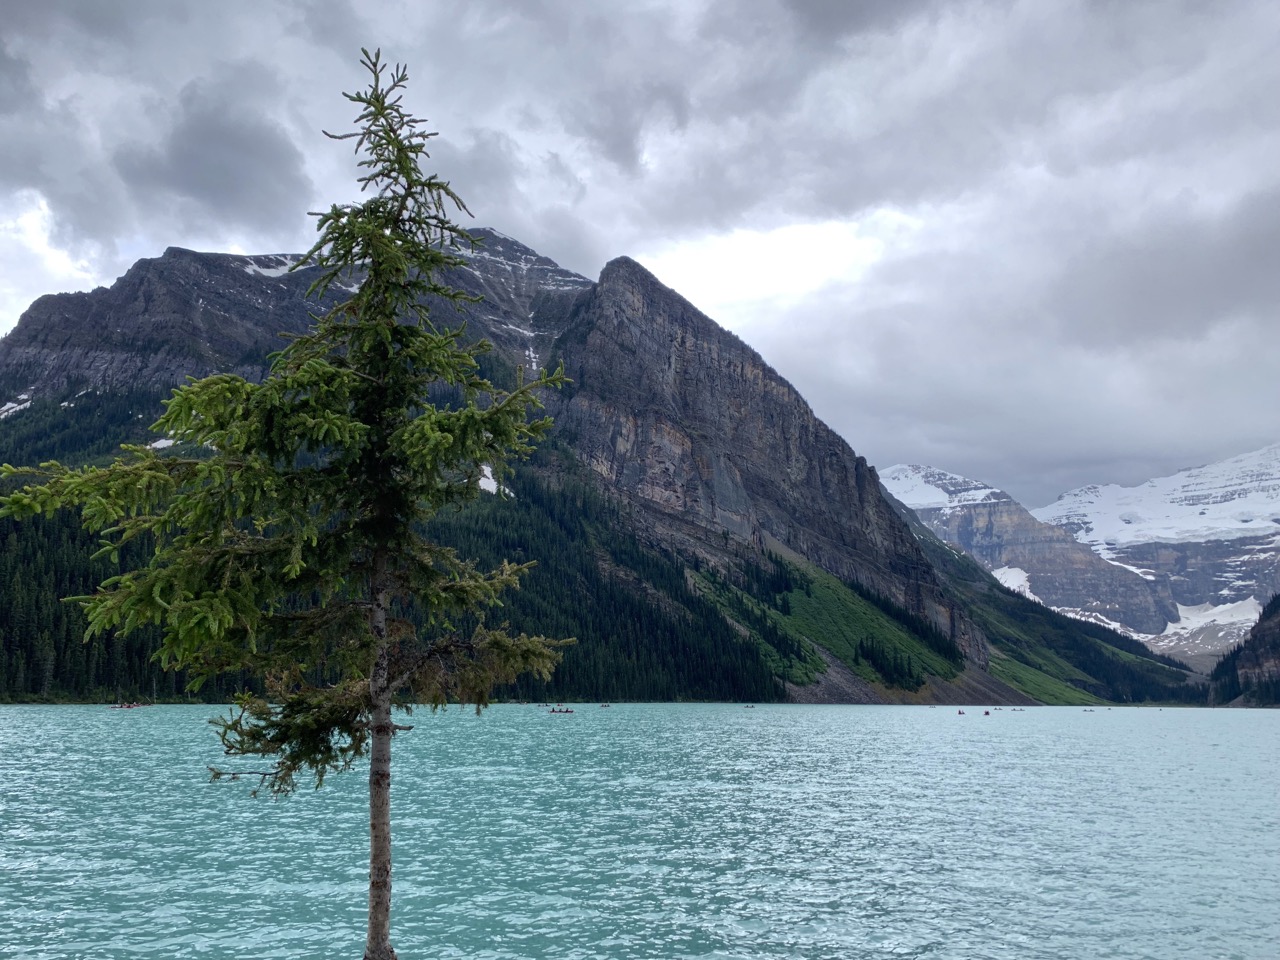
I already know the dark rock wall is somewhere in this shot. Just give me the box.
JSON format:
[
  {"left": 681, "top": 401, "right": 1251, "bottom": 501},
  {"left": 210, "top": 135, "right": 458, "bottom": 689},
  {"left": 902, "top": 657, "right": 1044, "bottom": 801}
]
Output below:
[
  {"left": 549, "top": 257, "right": 989, "bottom": 666},
  {"left": 1238, "top": 611, "right": 1280, "bottom": 690},
  {"left": 1111, "top": 536, "right": 1280, "bottom": 611},
  {"left": 0, "top": 247, "right": 321, "bottom": 393}
]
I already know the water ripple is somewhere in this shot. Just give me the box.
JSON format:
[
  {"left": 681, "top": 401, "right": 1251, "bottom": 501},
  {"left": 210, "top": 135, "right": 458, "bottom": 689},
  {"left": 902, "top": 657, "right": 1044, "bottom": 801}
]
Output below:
[{"left": 1, "top": 704, "right": 1276, "bottom": 959}]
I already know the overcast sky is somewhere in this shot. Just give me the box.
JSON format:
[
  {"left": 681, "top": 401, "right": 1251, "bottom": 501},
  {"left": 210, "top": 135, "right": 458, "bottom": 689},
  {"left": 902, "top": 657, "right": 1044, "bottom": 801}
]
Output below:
[{"left": 2, "top": 0, "right": 1278, "bottom": 506}]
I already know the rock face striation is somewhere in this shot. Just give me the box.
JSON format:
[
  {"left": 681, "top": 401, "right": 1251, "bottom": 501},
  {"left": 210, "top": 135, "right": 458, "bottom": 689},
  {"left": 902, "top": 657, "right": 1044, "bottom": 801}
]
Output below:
[
  {"left": 1211, "top": 597, "right": 1280, "bottom": 705},
  {"left": 0, "top": 231, "right": 594, "bottom": 396},
  {"left": 549, "top": 259, "right": 988, "bottom": 667},
  {"left": 1236, "top": 612, "right": 1280, "bottom": 692},
  {"left": 0, "top": 248, "right": 321, "bottom": 393},
  {"left": 0, "top": 230, "right": 1044, "bottom": 692}
]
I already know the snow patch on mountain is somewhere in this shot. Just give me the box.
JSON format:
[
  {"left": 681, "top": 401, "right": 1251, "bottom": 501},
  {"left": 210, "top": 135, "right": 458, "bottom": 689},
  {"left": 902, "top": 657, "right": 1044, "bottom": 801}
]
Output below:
[
  {"left": 455, "top": 229, "right": 593, "bottom": 291},
  {"left": 992, "top": 566, "right": 1040, "bottom": 602},
  {"left": 478, "top": 465, "right": 512, "bottom": 497},
  {"left": 881, "top": 464, "right": 1010, "bottom": 512},
  {"left": 1033, "top": 442, "right": 1280, "bottom": 554},
  {"left": 1052, "top": 608, "right": 1136, "bottom": 636},
  {"left": 1, "top": 393, "right": 31, "bottom": 419},
  {"left": 883, "top": 456, "right": 1271, "bottom": 660},
  {"left": 240, "top": 254, "right": 303, "bottom": 278},
  {"left": 1162, "top": 597, "right": 1262, "bottom": 639},
  {"left": 1138, "top": 597, "right": 1262, "bottom": 663},
  {"left": 1106, "top": 559, "right": 1160, "bottom": 581}
]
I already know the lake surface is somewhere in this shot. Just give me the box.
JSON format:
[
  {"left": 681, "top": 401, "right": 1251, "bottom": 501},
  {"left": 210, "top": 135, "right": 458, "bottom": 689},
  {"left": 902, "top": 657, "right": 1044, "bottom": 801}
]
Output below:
[{"left": 1, "top": 703, "right": 1276, "bottom": 960}]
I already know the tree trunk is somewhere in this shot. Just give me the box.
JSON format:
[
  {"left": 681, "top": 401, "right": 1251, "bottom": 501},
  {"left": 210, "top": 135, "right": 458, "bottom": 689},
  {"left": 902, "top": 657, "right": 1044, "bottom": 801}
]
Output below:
[{"left": 365, "top": 549, "right": 397, "bottom": 960}]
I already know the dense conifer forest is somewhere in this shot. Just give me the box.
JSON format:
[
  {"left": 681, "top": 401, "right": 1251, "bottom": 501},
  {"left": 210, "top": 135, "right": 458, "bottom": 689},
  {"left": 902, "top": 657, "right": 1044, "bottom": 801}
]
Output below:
[
  {"left": 0, "top": 388, "right": 1214, "bottom": 707},
  {"left": 0, "top": 390, "right": 168, "bottom": 467},
  {"left": 1209, "top": 593, "right": 1280, "bottom": 706},
  {"left": 0, "top": 424, "right": 1000, "bottom": 704},
  {"left": 0, "top": 429, "right": 796, "bottom": 702},
  {"left": 0, "top": 509, "right": 252, "bottom": 702}
]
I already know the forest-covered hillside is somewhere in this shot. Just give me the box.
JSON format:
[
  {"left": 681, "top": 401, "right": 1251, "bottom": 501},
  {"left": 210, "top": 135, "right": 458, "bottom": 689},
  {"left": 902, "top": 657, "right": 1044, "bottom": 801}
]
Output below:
[
  {"left": 0, "top": 428, "right": 981, "bottom": 704},
  {"left": 1, "top": 377, "right": 1215, "bottom": 707}
]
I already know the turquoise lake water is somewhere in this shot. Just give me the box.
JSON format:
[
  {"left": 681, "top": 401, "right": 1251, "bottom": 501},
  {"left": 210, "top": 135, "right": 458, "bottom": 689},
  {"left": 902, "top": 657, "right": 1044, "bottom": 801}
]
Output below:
[{"left": 1, "top": 703, "right": 1276, "bottom": 959}]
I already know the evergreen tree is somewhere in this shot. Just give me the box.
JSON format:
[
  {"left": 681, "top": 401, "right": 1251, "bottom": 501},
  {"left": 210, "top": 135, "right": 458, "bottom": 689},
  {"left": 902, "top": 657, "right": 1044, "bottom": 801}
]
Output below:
[{"left": 0, "top": 50, "right": 565, "bottom": 960}]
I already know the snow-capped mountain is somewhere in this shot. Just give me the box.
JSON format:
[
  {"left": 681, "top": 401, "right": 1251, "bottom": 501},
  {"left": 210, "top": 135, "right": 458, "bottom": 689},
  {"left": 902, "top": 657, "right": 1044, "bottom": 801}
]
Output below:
[
  {"left": 878, "top": 465, "right": 1010, "bottom": 511},
  {"left": 881, "top": 464, "right": 1177, "bottom": 638},
  {"left": 885, "top": 449, "right": 1280, "bottom": 669},
  {"left": 1029, "top": 445, "right": 1280, "bottom": 665},
  {"left": 1032, "top": 444, "right": 1280, "bottom": 554}
]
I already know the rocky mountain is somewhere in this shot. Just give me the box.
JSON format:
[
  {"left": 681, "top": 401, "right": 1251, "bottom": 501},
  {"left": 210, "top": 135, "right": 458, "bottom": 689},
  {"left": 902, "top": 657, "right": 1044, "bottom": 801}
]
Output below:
[
  {"left": 0, "top": 230, "right": 593, "bottom": 396},
  {"left": 883, "top": 452, "right": 1280, "bottom": 672},
  {"left": 1033, "top": 447, "right": 1280, "bottom": 667},
  {"left": 881, "top": 465, "right": 1178, "bottom": 636},
  {"left": 547, "top": 258, "right": 991, "bottom": 666},
  {"left": 0, "top": 230, "right": 1201, "bottom": 705}
]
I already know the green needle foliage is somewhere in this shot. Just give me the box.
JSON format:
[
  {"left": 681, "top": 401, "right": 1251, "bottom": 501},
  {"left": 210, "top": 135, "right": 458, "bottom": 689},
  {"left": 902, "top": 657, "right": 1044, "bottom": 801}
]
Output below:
[{"left": 1, "top": 49, "right": 567, "bottom": 959}]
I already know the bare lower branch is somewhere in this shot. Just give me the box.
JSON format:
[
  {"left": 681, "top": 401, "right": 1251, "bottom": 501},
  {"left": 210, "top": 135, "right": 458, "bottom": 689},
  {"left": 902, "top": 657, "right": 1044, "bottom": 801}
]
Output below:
[{"left": 208, "top": 766, "right": 276, "bottom": 784}]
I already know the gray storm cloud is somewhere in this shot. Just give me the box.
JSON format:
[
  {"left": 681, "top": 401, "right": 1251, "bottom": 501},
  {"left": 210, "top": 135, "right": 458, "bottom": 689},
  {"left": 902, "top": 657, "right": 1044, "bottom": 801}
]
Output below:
[
  {"left": 1, "top": 0, "right": 1277, "bottom": 506},
  {"left": 113, "top": 63, "right": 313, "bottom": 244}
]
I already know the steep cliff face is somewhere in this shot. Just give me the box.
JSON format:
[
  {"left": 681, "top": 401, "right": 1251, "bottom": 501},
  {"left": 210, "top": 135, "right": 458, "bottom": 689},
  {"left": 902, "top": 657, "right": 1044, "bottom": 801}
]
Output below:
[
  {"left": 1237, "top": 613, "right": 1280, "bottom": 690},
  {"left": 0, "top": 229, "right": 589, "bottom": 398},
  {"left": 428, "top": 229, "right": 593, "bottom": 367},
  {"left": 549, "top": 258, "right": 989, "bottom": 667},
  {"left": 1211, "top": 599, "right": 1280, "bottom": 705},
  {"left": 880, "top": 453, "right": 1280, "bottom": 672},
  {"left": 933, "top": 498, "right": 1179, "bottom": 634}
]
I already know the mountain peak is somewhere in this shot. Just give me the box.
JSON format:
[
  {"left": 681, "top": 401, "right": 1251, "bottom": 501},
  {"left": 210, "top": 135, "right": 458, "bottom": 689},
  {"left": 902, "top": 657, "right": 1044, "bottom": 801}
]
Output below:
[
  {"left": 1033, "top": 441, "right": 1280, "bottom": 550},
  {"left": 597, "top": 254, "right": 660, "bottom": 286},
  {"left": 881, "top": 464, "right": 1011, "bottom": 511},
  {"left": 463, "top": 227, "right": 547, "bottom": 262},
  {"left": 448, "top": 228, "right": 592, "bottom": 297}
]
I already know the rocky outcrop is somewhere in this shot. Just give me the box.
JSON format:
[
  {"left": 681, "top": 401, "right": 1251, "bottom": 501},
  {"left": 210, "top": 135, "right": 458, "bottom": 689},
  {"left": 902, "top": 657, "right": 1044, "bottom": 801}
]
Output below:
[
  {"left": 0, "top": 247, "right": 322, "bottom": 394},
  {"left": 430, "top": 229, "right": 594, "bottom": 367},
  {"left": 1237, "top": 613, "right": 1280, "bottom": 689},
  {"left": 919, "top": 495, "right": 1177, "bottom": 634},
  {"left": 548, "top": 258, "right": 989, "bottom": 667},
  {"left": 784, "top": 647, "right": 884, "bottom": 704},
  {"left": 1034, "top": 447, "right": 1280, "bottom": 664},
  {"left": 1211, "top": 601, "right": 1280, "bottom": 705},
  {"left": 0, "top": 230, "right": 591, "bottom": 397},
  {"left": 883, "top": 459, "right": 1280, "bottom": 669}
]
